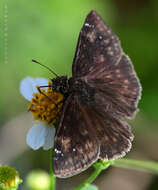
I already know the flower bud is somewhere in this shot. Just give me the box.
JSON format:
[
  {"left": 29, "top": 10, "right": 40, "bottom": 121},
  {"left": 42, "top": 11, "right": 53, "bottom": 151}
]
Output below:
[
  {"left": 25, "top": 170, "right": 50, "bottom": 190},
  {"left": 0, "top": 166, "right": 22, "bottom": 190}
]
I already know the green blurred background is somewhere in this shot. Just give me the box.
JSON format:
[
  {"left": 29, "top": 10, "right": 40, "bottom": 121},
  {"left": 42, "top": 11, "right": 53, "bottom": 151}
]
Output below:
[{"left": 0, "top": 0, "right": 158, "bottom": 189}]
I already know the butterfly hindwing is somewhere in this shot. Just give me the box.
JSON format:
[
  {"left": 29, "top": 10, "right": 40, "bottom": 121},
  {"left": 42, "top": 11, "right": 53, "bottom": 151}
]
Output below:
[
  {"left": 53, "top": 95, "right": 100, "bottom": 178},
  {"left": 88, "top": 108, "right": 133, "bottom": 160},
  {"left": 76, "top": 105, "right": 133, "bottom": 160}
]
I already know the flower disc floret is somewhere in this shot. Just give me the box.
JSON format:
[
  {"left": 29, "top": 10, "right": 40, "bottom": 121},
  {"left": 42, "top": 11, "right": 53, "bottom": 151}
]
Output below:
[
  {"left": 0, "top": 166, "right": 22, "bottom": 189},
  {"left": 28, "top": 82, "right": 64, "bottom": 125}
]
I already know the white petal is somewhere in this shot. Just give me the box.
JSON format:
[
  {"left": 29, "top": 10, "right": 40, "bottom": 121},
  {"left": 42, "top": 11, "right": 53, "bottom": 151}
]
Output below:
[
  {"left": 20, "top": 77, "right": 48, "bottom": 101},
  {"left": 43, "top": 126, "right": 56, "bottom": 150},
  {"left": 26, "top": 122, "right": 47, "bottom": 150}
]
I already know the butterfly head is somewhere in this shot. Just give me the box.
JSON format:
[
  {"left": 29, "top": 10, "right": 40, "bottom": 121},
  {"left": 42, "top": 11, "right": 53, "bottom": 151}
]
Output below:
[{"left": 51, "top": 76, "right": 70, "bottom": 95}]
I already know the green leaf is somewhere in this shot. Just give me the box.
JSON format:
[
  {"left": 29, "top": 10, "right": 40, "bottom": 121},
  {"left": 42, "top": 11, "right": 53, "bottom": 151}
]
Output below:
[
  {"left": 80, "top": 184, "right": 98, "bottom": 190},
  {"left": 112, "top": 158, "right": 158, "bottom": 174}
]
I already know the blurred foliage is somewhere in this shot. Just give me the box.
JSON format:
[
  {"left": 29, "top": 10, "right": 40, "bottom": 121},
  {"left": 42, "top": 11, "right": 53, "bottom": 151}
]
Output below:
[
  {"left": 0, "top": 0, "right": 112, "bottom": 124},
  {"left": 0, "top": 0, "right": 158, "bottom": 126},
  {"left": 0, "top": 0, "right": 158, "bottom": 189}
]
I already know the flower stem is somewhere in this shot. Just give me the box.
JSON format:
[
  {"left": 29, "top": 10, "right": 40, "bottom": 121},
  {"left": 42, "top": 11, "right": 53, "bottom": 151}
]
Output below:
[
  {"left": 74, "top": 158, "right": 158, "bottom": 189},
  {"left": 112, "top": 158, "right": 158, "bottom": 174},
  {"left": 49, "top": 149, "right": 56, "bottom": 190},
  {"left": 74, "top": 160, "right": 111, "bottom": 190}
]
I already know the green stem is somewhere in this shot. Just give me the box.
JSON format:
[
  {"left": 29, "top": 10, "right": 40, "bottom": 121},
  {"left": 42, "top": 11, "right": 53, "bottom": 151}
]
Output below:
[
  {"left": 74, "top": 161, "right": 111, "bottom": 190},
  {"left": 112, "top": 158, "right": 158, "bottom": 174},
  {"left": 49, "top": 149, "right": 56, "bottom": 190},
  {"left": 74, "top": 158, "right": 158, "bottom": 189}
]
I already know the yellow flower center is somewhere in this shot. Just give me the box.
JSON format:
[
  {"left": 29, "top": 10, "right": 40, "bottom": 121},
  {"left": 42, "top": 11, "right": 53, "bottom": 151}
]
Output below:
[{"left": 28, "top": 82, "right": 64, "bottom": 125}]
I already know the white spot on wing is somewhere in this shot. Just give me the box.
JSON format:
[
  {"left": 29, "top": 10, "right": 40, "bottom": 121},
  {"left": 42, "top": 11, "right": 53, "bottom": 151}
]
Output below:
[
  {"left": 85, "top": 23, "right": 94, "bottom": 28},
  {"left": 54, "top": 148, "right": 62, "bottom": 154},
  {"left": 99, "top": 35, "right": 103, "bottom": 40}
]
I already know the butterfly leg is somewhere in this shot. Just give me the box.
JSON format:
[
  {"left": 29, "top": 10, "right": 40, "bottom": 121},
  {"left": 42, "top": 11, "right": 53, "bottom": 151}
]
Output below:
[{"left": 36, "top": 85, "right": 52, "bottom": 101}]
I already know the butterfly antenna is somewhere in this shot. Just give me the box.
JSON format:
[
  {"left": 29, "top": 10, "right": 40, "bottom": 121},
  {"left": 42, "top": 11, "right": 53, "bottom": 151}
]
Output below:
[{"left": 32, "top": 59, "right": 58, "bottom": 77}]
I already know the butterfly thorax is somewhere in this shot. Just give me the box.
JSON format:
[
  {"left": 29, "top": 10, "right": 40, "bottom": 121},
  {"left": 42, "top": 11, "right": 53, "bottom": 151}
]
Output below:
[{"left": 51, "top": 76, "right": 95, "bottom": 104}]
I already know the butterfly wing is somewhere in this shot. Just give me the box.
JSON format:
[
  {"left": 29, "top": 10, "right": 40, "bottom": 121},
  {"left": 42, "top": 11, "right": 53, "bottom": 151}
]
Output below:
[
  {"left": 72, "top": 10, "right": 122, "bottom": 78},
  {"left": 72, "top": 10, "right": 141, "bottom": 118},
  {"left": 53, "top": 95, "right": 100, "bottom": 178},
  {"left": 53, "top": 94, "right": 133, "bottom": 178},
  {"left": 90, "top": 107, "right": 134, "bottom": 160},
  {"left": 88, "top": 54, "right": 141, "bottom": 118}
]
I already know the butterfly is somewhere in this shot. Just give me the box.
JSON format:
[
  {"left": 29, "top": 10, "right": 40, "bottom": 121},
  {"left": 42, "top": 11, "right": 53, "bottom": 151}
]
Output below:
[{"left": 51, "top": 10, "right": 141, "bottom": 178}]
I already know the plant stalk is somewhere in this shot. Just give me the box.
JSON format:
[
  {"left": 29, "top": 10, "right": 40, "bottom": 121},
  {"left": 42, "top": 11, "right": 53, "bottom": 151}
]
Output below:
[{"left": 50, "top": 149, "right": 56, "bottom": 190}]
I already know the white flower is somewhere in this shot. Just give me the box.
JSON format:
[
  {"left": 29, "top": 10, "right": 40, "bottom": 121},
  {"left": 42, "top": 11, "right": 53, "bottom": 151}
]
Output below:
[
  {"left": 20, "top": 77, "right": 56, "bottom": 150},
  {"left": 26, "top": 122, "right": 55, "bottom": 150},
  {"left": 20, "top": 77, "right": 48, "bottom": 101}
]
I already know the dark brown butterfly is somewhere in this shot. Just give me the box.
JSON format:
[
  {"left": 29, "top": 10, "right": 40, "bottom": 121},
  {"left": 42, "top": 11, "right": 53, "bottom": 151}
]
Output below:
[{"left": 51, "top": 10, "right": 141, "bottom": 178}]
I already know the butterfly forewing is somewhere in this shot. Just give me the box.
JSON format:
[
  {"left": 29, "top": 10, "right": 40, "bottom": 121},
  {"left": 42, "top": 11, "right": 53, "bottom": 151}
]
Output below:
[
  {"left": 53, "top": 95, "right": 100, "bottom": 178},
  {"left": 72, "top": 10, "right": 122, "bottom": 78},
  {"left": 72, "top": 10, "right": 141, "bottom": 118},
  {"left": 53, "top": 94, "right": 133, "bottom": 177}
]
